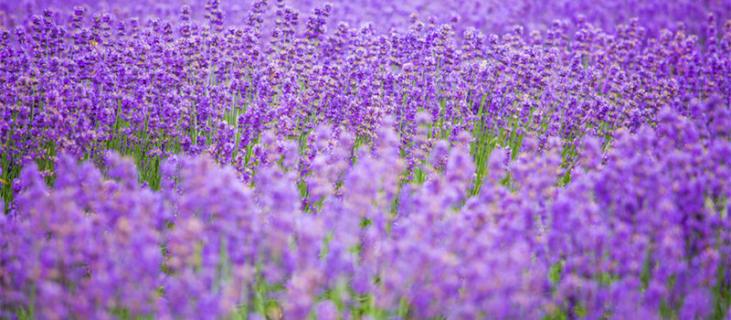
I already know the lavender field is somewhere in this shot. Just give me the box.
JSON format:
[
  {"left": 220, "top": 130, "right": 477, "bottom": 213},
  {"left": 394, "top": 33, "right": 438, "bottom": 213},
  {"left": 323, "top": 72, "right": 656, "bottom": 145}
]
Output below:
[{"left": 1, "top": 0, "right": 731, "bottom": 319}]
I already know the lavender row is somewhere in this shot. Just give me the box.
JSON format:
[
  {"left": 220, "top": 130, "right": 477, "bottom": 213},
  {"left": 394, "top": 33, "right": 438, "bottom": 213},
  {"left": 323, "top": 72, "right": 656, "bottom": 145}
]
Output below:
[
  {"left": 2, "top": 1, "right": 731, "bottom": 198},
  {"left": 3, "top": 0, "right": 730, "bottom": 35},
  {"left": 2, "top": 106, "right": 730, "bottom": 319}
]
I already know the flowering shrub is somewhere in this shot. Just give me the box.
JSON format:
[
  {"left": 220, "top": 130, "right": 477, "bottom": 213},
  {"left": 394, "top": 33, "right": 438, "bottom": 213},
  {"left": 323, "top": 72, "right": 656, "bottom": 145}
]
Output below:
[{"left": 1, "top": 0, "right": 730, "bottom": 319}]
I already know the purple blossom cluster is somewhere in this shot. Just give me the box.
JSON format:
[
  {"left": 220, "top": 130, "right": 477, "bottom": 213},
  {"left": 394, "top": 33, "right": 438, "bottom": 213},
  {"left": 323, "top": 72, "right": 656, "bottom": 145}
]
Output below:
[{"left": 1, "top": 0, "right": 731, "bottom": 319}]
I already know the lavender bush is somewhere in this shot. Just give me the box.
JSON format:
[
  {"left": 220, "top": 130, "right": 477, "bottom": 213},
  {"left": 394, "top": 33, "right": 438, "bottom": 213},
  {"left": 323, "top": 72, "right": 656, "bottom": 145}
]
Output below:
[{"left": 1, "top": 0, "right": 730, "bottom": 319}]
